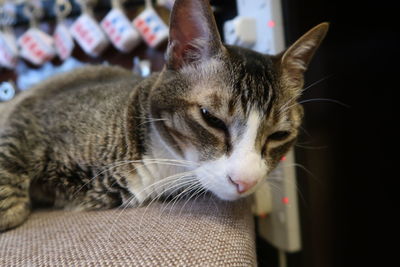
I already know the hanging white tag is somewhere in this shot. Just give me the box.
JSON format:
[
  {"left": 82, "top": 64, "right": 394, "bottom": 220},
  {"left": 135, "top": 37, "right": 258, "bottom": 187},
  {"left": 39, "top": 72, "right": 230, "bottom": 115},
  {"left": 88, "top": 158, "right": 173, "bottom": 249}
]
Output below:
[
  {"left": 0, "top": 31, "right": 18, "bottom": 69},
  {"left": 53, "top": 0, "right": 74, "bottom": 60},
  {"left": 132, "top": 8, "right": 168, "bottom": 48},
  {"left": 17, "top": 28, "right": 56, "bottom": 66},
  {"left": 70, "top": 13, "right": 109, "bottom": 57},
  {"left": 101, "top": 8, "right": 141, "bottom": 53},
  {"left": 54, "top": 23, "right": 74, "bottom": 60}
]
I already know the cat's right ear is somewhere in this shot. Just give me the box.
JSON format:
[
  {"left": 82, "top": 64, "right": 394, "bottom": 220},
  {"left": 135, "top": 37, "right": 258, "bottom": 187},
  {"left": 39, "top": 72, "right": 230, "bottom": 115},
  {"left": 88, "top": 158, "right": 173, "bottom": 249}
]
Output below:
[
  {"left": 279, "top": 22, "right": 329, "bottom": 91},
  {"left": 166, "top": 0, "right": 224, "bottom": 71}
]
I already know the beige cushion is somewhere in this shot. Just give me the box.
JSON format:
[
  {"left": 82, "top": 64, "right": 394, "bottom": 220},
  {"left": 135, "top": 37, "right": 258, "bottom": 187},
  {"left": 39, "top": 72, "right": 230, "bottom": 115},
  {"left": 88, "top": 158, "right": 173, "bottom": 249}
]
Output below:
[{"left": 0, "top": 198, "right": 256, "bottom": 266}]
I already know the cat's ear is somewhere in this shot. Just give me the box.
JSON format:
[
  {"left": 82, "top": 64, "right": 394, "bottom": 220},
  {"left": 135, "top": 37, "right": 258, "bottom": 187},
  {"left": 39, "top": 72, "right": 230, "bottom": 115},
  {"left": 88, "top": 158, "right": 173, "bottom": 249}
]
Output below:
[
  {"left": 280, "top": 22, "right": 329, "bottom": 89},
  {"left": 166, "top": 0, "right": 224, "bottom": 70}
]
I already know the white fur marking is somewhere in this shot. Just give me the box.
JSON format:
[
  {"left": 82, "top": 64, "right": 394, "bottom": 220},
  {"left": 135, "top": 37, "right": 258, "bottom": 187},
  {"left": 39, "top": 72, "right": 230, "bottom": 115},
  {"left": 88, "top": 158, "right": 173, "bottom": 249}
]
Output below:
[{"left": 195, "top": 110, "right": 268, "bottom": 200}]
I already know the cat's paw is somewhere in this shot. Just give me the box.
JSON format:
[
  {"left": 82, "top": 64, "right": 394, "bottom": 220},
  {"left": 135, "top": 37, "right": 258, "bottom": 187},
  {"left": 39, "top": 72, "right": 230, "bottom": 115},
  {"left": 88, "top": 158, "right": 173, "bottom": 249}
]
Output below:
[{"left": 0, "top": 197, "right": 31, "bottom": 232}]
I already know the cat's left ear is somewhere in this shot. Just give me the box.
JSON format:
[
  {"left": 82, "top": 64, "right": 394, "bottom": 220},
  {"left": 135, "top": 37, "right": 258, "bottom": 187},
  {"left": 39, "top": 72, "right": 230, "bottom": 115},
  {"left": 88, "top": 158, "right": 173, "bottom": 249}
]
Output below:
[
  {"left": 166, "top": 0, "right": 224, "bottom": 71},
  {"left": 279, "top": 22, "right": 329, "bottom": 90}
]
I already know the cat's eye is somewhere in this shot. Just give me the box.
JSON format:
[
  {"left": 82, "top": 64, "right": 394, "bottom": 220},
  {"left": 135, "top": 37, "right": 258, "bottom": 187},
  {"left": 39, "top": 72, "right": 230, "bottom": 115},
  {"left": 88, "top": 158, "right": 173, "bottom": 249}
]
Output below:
[
  {"left": 268, "top": 131, "right": 291, "bottom": 141},
  {"left": 200, "top": 108, "right": 227, "bottom": 131}
]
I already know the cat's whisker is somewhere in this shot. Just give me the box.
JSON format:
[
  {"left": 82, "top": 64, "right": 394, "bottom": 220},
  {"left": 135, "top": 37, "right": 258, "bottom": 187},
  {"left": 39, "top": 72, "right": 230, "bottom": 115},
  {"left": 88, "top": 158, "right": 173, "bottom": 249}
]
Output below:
[
  {"left": 159, "top": 176, "right": 198, "bottom": 204},
  {"left": 279, "top": 98, "right": 336, "bottom": 114},
  {"left": 138, "top": 176, "right": 197, "bottom": 229},
  {"left": 104, "top": 193, "right": 138, "bottom": 244},
  {"left": 119, "top": 176, "right": 180, "bottom": 210},
  {"left": 73, "top": 160, "right": 195, "bottom": 198},
  {"left": 117, "top": 170, "right": 195, "bottom": 213},
  {"left": 199, "top": 191, "right": 221, "bottom": 217},
  {"left": 105, "top": 158, "right": 196, "bottom": 168},
  {"left": 137, "top": 118, "right": 169, "bottom": 127},
  {"left": 278, "top": 99, "right": 299, "bottom": 115},
  {"left": 264, "top": 180, "right": 283, "bottom": 195},
  {"left": 72, "top": 161, "right": 140, "bottom": 198},
  {"left": 295, "top": 144, "right": 329, "bottom": 150},
  {"left": 299, "top": 125, "right": 312, "bottom": 138},
  {"left": 209, "top": 194, "right": 221, "bottom": 214},
  {"left": 161, "top": 181, "right": 200, "bottom": 218},
  {"left": 105, "top": 192, "right": 142, "bottom": 243},
  {"left": 127, "top": 171, "right": 196, "bottom": 203},
  {"left": 177, "top": 183, "right": 206, "bottom": 217},
  {"left": 298, "top": 98, "right": 350, "bottom": 108},
  {"left": 147, "top": 176, "right": 196, "bottom": 207},
  {"left": 180, "top": 187, "right": 209, "bottom": 229},
  {"left": 266, "top": 175, "right": 308, "bottom": 208},
  {"left": 187, "top": 187, "right": 207, "bottom": 213},
  {"left": 143, "top": 174, "right": 196, "bottom": 207},
  {"left": 159, "top": 185, "right": 194, "bottom": 218},
  {"left": 201, "top": 169, "right": 229, "bottom": 189},
  {"left": 100, "top": 158, "right": 197, "bottom": 168},
  {"left": 107, "top": 196, "right": 142, "bottom": 241},
  {"left": 284, "top": 162, "right": 321, "bottom": 184},
  {"left": 121, "top": 162, "right": 192, "bottom": 199},
  {"left": 281, "top": 176, "right": 308, "bottom": 208},
  {"left": 190, "top": 185, "right": 214, "bottom": 214},
  {"left": 165, "top": 189, "right": 194, "bottom": 218},
  {"left": 278, "top": 75, "right": 334, "bottom": 116},
  {"left": 103, "top": 171, "right": 197, "bottom": 241},
  {"left": 73, "top": 161, "right": 142, "bottom": 197},
  {"left": 302, "top": 74, "right": 334, "bottom": 92},
  {"left": 134, "top": 116, "right": 168, "bottom": 121},
  {"left": 278, "top": 96, "right": 299, "bottom": 115},
  {"left": 279, "top": 96, "right": 349, "bottom": 116},
  {"left": 133, "top": 116, "right": 170, "bottom": 128},
  {"left": 117, "top": 193, "right": 137, "bottom": 210}
]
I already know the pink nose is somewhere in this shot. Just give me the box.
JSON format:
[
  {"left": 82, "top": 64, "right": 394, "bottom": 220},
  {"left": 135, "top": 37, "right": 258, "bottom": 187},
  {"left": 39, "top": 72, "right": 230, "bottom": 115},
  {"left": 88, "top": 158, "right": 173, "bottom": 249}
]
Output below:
[{"left": 228, "top": 176, "right": 257, "bottom": 194}]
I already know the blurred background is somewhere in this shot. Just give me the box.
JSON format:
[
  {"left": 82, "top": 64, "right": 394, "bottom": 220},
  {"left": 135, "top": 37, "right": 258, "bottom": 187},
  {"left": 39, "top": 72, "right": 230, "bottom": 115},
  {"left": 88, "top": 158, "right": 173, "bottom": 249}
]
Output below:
[
  {"left": 283, "top": 1, "right": 396, "bottom": 267},
  {"left": 1, "top": 0, "right": 395, "bottom": 266}
]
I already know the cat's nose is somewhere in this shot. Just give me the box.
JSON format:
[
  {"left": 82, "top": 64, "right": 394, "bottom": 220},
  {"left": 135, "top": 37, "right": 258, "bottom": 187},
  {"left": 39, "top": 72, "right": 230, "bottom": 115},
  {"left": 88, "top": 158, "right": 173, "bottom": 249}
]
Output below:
[{"left": 228, "top": 176, "right": 257, "bottom": 194}]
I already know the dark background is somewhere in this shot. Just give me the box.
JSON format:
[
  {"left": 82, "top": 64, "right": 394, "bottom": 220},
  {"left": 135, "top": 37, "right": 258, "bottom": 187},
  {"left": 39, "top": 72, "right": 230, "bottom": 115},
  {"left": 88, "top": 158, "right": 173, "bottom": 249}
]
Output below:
[
  {"left": 281, "top": 1, "right": 397, "bottom": 267},
  {"left": 1, "top": 0, "right": 396, "bottom": 266}
]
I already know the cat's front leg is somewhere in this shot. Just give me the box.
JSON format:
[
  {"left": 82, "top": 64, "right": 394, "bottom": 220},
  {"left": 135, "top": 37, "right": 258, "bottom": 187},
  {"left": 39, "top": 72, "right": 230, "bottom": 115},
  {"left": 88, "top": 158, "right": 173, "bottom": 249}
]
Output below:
[{"left": 0, "top": 151, "right": 31, "bottom": 231}]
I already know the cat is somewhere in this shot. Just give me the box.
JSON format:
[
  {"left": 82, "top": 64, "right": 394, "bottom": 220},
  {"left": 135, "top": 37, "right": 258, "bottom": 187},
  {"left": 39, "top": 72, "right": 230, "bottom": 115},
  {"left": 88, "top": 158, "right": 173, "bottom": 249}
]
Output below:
[{"left": 0, "top": 0, "right": 328, "bottom": 231}]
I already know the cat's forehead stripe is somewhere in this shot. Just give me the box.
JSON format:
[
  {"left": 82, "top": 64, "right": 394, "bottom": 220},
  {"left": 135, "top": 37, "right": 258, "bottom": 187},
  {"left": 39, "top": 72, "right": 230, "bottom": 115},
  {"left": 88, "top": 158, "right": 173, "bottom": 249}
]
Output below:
[{"left": 226, "top": 46, "right": 277, "bottom": 116}]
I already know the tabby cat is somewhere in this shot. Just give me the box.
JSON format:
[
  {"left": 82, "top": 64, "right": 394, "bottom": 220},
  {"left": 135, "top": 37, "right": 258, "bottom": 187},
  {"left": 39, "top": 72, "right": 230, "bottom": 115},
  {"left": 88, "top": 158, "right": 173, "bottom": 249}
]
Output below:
[{"left": 0, "top": 0, "right": 328, "bottom": 231}]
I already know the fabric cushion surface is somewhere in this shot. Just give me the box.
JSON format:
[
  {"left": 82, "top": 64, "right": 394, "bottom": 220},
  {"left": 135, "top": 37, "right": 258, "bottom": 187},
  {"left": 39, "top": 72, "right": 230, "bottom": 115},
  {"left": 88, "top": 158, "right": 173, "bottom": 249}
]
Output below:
[{"left": 0, "top": 198, "right": 256, "bottom": 266}]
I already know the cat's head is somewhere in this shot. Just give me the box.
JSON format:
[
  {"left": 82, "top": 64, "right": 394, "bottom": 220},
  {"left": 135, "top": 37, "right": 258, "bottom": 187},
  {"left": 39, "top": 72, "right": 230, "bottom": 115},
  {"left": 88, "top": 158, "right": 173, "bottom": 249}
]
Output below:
[{"left": 149, "top": 0, "right": 328, "bottom": 200}]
